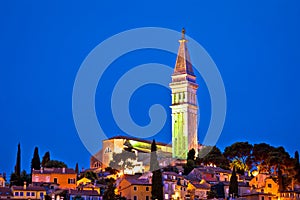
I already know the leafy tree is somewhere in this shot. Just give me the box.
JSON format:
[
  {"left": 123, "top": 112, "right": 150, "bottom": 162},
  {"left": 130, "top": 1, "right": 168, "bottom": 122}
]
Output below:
[
  {"left": 187, "top": 148, "right": 196, "bottom": 161},
  {"left": 20, "top": 170, "right": 31, "bottom": 184},
  {"left": 224, "top": 142, "right": 253, "bottom": 174},
  {"left": 278, "top": 165, "right": 284, "bottom": 192},
  {"left": 10, "top": 172, "right": 19, "bottom": 186},
  {"left": 150, "top": 140, "right": 163, "bottom": 200},
  {"left": 41, "top": 152, "right": 50, "bottom": 167},
  {"left": 207, "top": 190, "right": 218, "bottom": 199},
  {"left": 251, "top": 143, "right": 275, "bottom": 173},
  {"left": 109, "top": 150, "right": 136, "bottom": 172},
  {"left": 267, "top": 146, "right": 293, "bottom": 174},
  {"left": 184, "top": 149, "right": 196, "bottom": 175},
  {"left": 105, "top": 167, "right": 119, "bottom": 175},
  {"left": 198, "top": 146, "right": 229, "bottom": 169},
  {"left": 79, "top": 171, "right": 98, "bottom": 182},
  {"left": 44, "top": 160, "right": 67, "bottom": 168},
  {"left": 103, "top": 182, "right": 115, "bottom": 200},
  {"left": 294, "top": 151, "right": 300, "bottom": 183},
  {"left": 229, "top": 167, "right": 238, "bottom": 198},
  {"left": 31, "top": 147, "right": 41, "bottom": 171}
]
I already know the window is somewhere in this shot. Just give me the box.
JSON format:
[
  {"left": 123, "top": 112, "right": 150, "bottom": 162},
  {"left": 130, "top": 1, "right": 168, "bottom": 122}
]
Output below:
[
  {"left": 20, "top": 192, "right": 24, "bottom": 196},
  {"left": 268, "top": 184, "right": 272, "bottom": 188},
  {"left": 54, "top": 178, "right": 58, "bottom": 183},
  {"left": 68, "top": 178, "right": 75, "bottom": 184},
  {"left": 165, "top": 194, "right": 169, "bottom": 200},
  {"left": 146, "top": 196, "right": 149, "bottom": 200},
  {"left": 146, "top": 187, "right": 149, "bottom": 191},
  {"left": 134, "top": 186, "right": 137, "bottom": 191},
  {"left": 134, "top": 196, "right": 137, "bottom": 200},
  {"left": 40, "top": 192, "right": 44, "bottom": 197},
  {"left": 27, "top": 192, "right": 31, "bottom": 196},
  {"left": 261, "top": 197, "right": 264, "bottom": 200},
  {"left": 31, "top": 192, "right": 35, "bottom": 196},
  {"left": 15, "top": 192, "right": 19, "bottom": 196}
]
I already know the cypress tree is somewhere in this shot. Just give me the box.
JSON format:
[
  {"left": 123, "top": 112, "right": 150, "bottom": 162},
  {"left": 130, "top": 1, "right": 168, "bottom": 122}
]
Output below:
[
  {"left": 229, "top": 167, "right": 238, "bottom": 197},
  {"left": 75, "top": 163, "right": 79, "bottom": 175},
  {"left": 41, "top": 151, "right": 50, "bottom": 167},
  {"left": 150, "top": 140, "right": 159, "bottom": 171},
  {"left": 150, "top": 140, "right": 163, "bottom": 200},
  {"left": 15, "top": 143, "right": 21, "bottom": 178},
  {"left": 31, "top": 147, "right": 41, "bottom": 170}
]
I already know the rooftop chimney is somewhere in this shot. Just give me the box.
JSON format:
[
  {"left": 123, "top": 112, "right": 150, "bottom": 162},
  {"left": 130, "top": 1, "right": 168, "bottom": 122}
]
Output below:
[
  {"left": 23, "top": 182, "right": 27, "bottom": 190},
  {"left": 62, "top": 168, "right": 66, "bottom": 173}
]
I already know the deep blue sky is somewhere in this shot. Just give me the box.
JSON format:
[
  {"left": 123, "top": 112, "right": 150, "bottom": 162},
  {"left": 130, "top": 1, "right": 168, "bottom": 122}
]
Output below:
[{"left": 1, "top": 1, "right": 300, "bottom": 175}]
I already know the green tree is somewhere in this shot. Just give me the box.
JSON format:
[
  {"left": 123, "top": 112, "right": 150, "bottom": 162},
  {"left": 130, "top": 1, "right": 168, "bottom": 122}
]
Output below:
[
  {"left": 229, "top": 167, "right": 238, "bottom": 198},
  {"left": 103, "top": 182, "right": 115, "bottom": 200},
  {"left": 41, "top": 152, "right": 50, "bottom": 167},
  {"left": 31, "top": 147, "right": 41, "bottom": 171},
  {"left": 150, "top": 140, "right": 159, "bottom": 171},
  {"left": 151, "top": 140, "right": 163, "bottom": 200},
  {"left": 251, "top": 143, "right": 275, "bottom": 173},
  {"left": 224, "top": 142, "right": 253, "bottom": 174},
  {"left": 75, "top": 163, "right": 79, "bottom": 175},
  {"left": 79, "top": 171, "right": 98, "bottom": 182},
  {"left": 198, "top": 146, "right": 229, "bottom": 169},
  {"left": 183, "top": 149, "right": 196, "bottom": 175},
  {"left": 15, "top": 143, "right": 21, "bottom": 179},
  {"left": 44, "top": 160, "right": 67, "bottom": 168},
  {"left": 294, "top": 151, "right": 300, "bottom": 183},
  {"left": 207, "top": 190, "right": 217, "bottom": 199},
  {"left": 10, "top": 172, "right": 18, "bottom": 186},
  {"left": 187, "top": 148, "right": 196, "bottom": 161}
]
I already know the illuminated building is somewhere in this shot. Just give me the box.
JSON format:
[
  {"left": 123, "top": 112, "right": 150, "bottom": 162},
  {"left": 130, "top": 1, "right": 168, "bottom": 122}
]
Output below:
[{"left": 169, "top": 28, "right": 199, "bottom": 159}]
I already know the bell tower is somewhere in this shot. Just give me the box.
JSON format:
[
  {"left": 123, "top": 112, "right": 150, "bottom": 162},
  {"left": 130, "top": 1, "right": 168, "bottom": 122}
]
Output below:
[{"left": 169, "top": 28, "right": 198, "bottom": 159}]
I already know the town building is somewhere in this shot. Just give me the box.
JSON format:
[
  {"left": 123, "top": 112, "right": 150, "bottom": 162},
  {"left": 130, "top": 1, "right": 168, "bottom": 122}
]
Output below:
[
  {"left": 0, "top": 175, "right": 5, "bottom": 187},
  {"left": 117, "top": 176, "right": 151, "bottom": 200},
  {"left": 32, "top": 168, "right": 77, "bottom": 189},
  {"left": 11, "top": 184, "right": 46, "bottom": 200}
]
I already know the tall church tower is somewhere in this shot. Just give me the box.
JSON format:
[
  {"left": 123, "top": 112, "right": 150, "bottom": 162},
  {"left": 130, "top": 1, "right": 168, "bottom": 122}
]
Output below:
[{"left": 169, "top": 28, "right": 198, "bottom": 159}]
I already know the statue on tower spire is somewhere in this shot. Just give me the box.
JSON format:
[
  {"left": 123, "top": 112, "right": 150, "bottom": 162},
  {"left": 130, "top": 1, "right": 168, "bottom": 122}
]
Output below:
[{"left": 181, "top": 27, "right": 186, "bottom": 39}]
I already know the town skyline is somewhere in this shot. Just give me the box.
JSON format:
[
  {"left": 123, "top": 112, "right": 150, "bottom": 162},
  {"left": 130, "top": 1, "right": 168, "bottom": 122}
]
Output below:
[{"left": 1, "top": 0, "right": 300, "bottom": 178}]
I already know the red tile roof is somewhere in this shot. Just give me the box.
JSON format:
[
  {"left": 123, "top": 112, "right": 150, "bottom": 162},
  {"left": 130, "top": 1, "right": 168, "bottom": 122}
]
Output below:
[
  {"left": 32, "top": 168, "right": 76, "bottom": 174},
  {"left": 11, "top": 186, "right": 46, "bottom": 191}
]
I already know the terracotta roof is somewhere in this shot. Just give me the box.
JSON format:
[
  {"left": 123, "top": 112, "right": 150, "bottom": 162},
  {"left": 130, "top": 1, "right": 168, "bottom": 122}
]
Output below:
[
  {"left": 124, "top": 177, "right": 151, "bottom": 185},
  {"left": 69, "top": 190, "right": 100, "bottom": 196},
  {"left": 32, "top": 168, "right": 76, "bottom": 174},
  {"left": 11, "top": 186, "right": 46, "bottom": 191},
  {"left": 0, "top": 187, "right": 12, "bottom": 196},
  {"left": 191, "top": 183, "right": 210, "bottom": 190}
]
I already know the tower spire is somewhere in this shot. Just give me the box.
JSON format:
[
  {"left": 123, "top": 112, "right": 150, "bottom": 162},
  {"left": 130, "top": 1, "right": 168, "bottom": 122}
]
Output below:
[{"left": 173, "top": 28, "right": 195, "bottom": 77}]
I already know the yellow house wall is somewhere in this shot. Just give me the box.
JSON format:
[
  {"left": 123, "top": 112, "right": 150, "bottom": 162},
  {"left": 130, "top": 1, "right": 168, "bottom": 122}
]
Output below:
[{"left": 12, "top": 189, "right": 46, "bottom": 199}]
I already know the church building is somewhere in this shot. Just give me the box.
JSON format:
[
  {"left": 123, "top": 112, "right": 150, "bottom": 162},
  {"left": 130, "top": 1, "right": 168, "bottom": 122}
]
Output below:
[{"left": 90, "top": 28, "right": 200, "bottom": 171}]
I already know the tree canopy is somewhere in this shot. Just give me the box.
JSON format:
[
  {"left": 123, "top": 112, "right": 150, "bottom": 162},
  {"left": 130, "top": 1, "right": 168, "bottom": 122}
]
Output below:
[
  {"left": 224, "top": 142, "right": 253, "bottom": 174},
  {"left": 44, "top": 160, "right": 67, "bottom": 168}
]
